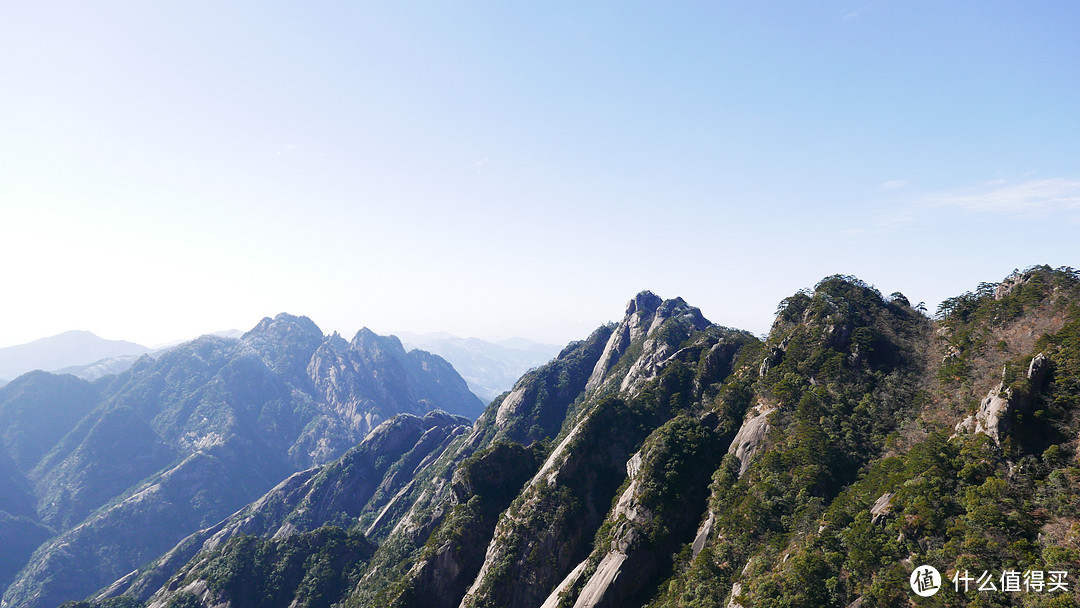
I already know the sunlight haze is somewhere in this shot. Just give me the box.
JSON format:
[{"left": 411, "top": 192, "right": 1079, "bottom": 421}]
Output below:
[{"left": 2, "top": 2, "right": 1077, "bottom": 348}]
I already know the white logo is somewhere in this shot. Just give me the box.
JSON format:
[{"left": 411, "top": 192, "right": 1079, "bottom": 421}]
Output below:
[{"left": 911, "top": 565, "right": 941, "bottom": 597}]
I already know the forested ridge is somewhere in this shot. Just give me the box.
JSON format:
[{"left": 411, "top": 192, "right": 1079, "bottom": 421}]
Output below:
[{"left": 10, "top": 266, "right": 1080, "bottom": 608}]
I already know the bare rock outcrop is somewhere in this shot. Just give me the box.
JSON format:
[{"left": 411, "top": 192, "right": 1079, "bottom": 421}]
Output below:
[
  {"left": 954, "top": 352, "right": 1049, "bottom": 444},
  {"left": 585, "top": 292, "right": 709, "bottom": 395},
  {"left": 870, "top": 492, "right": 894, "bottom": 525},
  {"left": 727, "top": 400, "right": 774, "bottom": 477}
]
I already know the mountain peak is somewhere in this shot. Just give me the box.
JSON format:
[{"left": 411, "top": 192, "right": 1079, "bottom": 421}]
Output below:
[
  {"left": 350, "top": 327, "right": 405, "bottom": 354},
  {"left": 240, "top": 313, "right": 325, "bottom": 378},
  {"left": 625, "top": 290, "right": 663, "bottom": 317},
  {"left": 244, "top": 313, "right": 322, "bottom": 339}
]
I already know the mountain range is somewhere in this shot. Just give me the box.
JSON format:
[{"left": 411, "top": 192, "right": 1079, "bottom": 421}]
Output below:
[
  {"left": 0, "top": 331, "right": 152, "bottom": 383},
  {"left": 395, "top": 333, "right": 562, "bottom": 403},
  {"left": 0, "top": 316, "right": 482, "bottom": 608},
  {"left": 0, "top": 330, "right": 556, "bottom": 406},
  {"left": 4, "top": 265, "right": 1080, "bottom": 608}
]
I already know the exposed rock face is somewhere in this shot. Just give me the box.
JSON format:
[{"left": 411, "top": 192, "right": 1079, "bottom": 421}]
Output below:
[
  {"left": 84, "top": 269, "right": 1080, "bottom": 608},
  {"left": 1, "top": 315, "right": 482, "bottom": 608},
  {"left": 1028, "top": 352, "right": 1049, "bottom": 386},
  {"left": 493, "top": 387, "right": 527, "bottom": 427},
  {"left": 585, "top": 292, "right": 709, "bottom": 395},
  {"left": 384, "top": 441, "right": 543, "bottom": 608},
  {"left": 455, "top": 297, "right": 734, "bottom": 608},
  {"left": 321, "top": 331, "right": 619, "bottom": 608},
  {"left": 954, "top": 352, "right": 1049, "bottom": 444},
  {"left": 539, "top": 561, "right": 589, "bottom": 608},
  {"left": 727, "top": 399, "right": 774, "bottom": 477},
  {"left": 870, "top": 492, "right": 894, "bottom": 524},
  {"left": 342, "top": 294, "right": 754, "bottom": 608},
  {"left": 995, "top": 270, "right": 1038, "bottom": 300},
  {"left": 555, "top": 451, "right": 649, "bottom": 608},
  {"left": 114, "top": 411, "right": 470, "bottom": 605},
  {"left": 974, "top": 384, "right": 1013, "bottom": 444},
  {"left": 457, "top": 407, "right": 633, "bottom": 608},
  {"left": 301, "top": 328, "right": 483, "bottom": 464},
  {"left": 727, "top": 581, "right": 744, "bottom": 608},
  {"left": 585, "top": 292, "right": 662, "bottom": 393},
  {"left": 690, "top": 511, "right": 715, "bottom": 558},
  {"left": 538, "top": 417, "right": 722, "bottom": 608}
]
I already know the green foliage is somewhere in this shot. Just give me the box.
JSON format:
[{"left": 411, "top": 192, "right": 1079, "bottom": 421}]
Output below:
[
  {"left": 37, "top": 271, "right": 1080, "bottom": 608},
  {"left": 163, "top": 592, "right": 202, "bottom": 608},
  {"left": 180, "top": 526, "right": 375, "bottom": 608},
  {"left": 474, "top": 324, "right": 616, "bottom": 447},
  {"left": 936, "top": 266, "right": 1080, "bottom": 389}
]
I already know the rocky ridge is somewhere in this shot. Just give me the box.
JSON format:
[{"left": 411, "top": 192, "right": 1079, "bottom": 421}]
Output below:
[
  {"left": 15, "top": 265, "right": 1080, "bottom": 608},
  {"left": 0, "top": 315, "right": 481, "bottom": 608}
]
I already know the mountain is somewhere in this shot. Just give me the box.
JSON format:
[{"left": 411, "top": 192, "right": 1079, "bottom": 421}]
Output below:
[
  {"left": 395, "top": 333, "right": 562, "bottom": 404},
  {"left": 53, "top": 355, "right": 149, "bottom": 382},
  {"left": 0, "top": 315, "right": 482, "bottom": 608},
  {"left": 0, "top": 331, "right": 151, "bottom": 382},
  {"left": 124, "top": 265, "right": 1080, "bottom": 608},
  {"left": 0, "top": 330, "right": 248, "bottom": 384}
]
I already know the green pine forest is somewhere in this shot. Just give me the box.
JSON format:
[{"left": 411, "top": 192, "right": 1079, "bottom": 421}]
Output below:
[{"left": 39, "top": 265, "right": 1080, "bottom": 608}]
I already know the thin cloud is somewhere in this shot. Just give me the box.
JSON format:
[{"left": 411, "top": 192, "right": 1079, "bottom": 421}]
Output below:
[
  {"left": 924, "top": 178, "right": 1080, "bottom": 219},
  {"left": 854, "top": 176, "right": 1080, "bottom": 236},
  {"left": 880, "top": 179, "right": 911, "bottom": 190},
  {"left": 843, "top": 3, "right": 874, "bottom": 21}
]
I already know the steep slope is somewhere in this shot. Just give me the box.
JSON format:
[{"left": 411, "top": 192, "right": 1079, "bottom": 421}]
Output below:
[
  {"left": 144, "top": 292, "right": 759, "bottom": 608},
  {"left": 141, "top": 313, "right": 623, "bottom": 608},
  {"left": 0, "top": 371, "right": 100, "bottom": 472},
  {"left": 30, "top": 405, "right": 177, "bottom": 529},
  {"left": 0, "top": 450, "right": 50, "bottom": 593},
  {"left": 115, "top": 411, "right": 471, "bottom": 608},
  {"left": 66, "top": 266, "right": 1080, "bottom": 608},
  {"left": 98, "top": 411, "right": 470, "bottom": 604},
  {"left": 455, "top": 297, "right": 754, "bottom": 608},
  {"left": 341, "top": 323, "right": 619, "bottom": 608},
  {"left": 650, "top": 266, "right": 1080, "bottom": 607},
  {"left": 0, "top": 315, "right": 481, "bottom": 608},
  {"left": 315, "top": 289, "right": 751, "bottom": 608}
]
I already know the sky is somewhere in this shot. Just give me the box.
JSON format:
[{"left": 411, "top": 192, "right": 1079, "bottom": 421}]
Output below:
[{"left": 2, "top": 1, "right": 1078, "bottom": 349}]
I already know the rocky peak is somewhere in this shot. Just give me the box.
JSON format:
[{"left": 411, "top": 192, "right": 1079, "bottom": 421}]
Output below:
[
  {"left": 326, "top": 331, "right": 349, "bottom": 351},
  {"left": 240, "top": 313, "right": 326, "bottom": 378},
  {"left": 350, "top": 327, "right": 406, "bottom": 356},
  {"left": 243, "top": 313, "right": 323, "bottom": 344},
  {"left": 994, "top": 269, "right": 1039, "bottom": 300},
  {"left": 649, "top": 297, "right": 710, "bottom": 335},
  {"left": 626, "top": 290, "right": 663, "bottom": 317},
  {"left": 585, "top": 291, "right": 712, "bottom": 394}
]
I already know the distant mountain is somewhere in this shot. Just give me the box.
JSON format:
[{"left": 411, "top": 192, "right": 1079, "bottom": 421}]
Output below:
[
  {"left": 395, "top": 333, "right": 562, "bottom": 403},
  {"left": 54, "top": 331, "right": 246, "bottom": 382},
  {"left": 0, "top": 331, "right": 150, "bottom": 382},
  {"left": 53, "top": 354, "right": 148, "bottom": 381},
  {"left": 0, "top": 315, "right": 482, "bottom": 608},
  {"left": 14, "top": 266, "right": 1080, "bottom": 608}
]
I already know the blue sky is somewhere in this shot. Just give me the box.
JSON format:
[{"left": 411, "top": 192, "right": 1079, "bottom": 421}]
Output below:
[{"left": 2, "top": 2, "right": 1078, "bottom": 348}]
